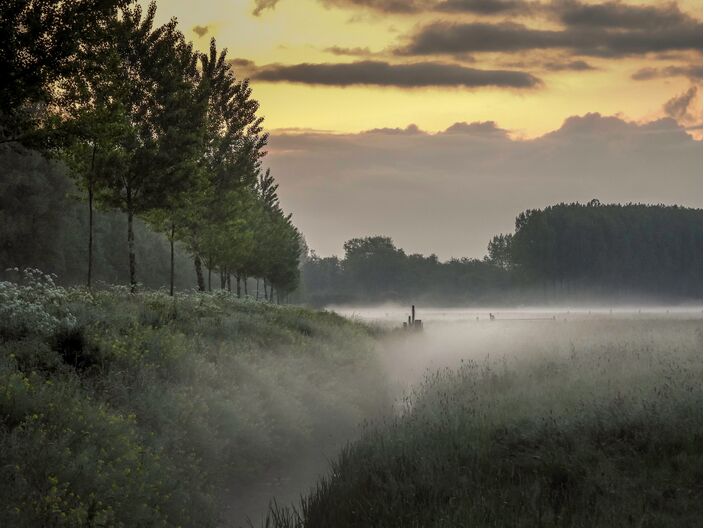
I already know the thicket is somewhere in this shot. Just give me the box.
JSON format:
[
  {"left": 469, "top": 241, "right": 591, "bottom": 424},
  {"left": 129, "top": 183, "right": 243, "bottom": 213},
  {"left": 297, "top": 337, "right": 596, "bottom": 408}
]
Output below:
[{"left": 0, "top": 270, "right": 388, "bottom": 527}]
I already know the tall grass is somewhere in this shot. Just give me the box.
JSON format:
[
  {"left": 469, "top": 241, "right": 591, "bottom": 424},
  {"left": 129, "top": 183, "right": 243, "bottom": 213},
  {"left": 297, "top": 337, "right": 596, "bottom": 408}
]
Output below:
[
  {"left": 0, "top": 271, "right": 389, "bottom": 527},
  {"left": 266, "top": 318, "right": 702, "bottom": 527}
]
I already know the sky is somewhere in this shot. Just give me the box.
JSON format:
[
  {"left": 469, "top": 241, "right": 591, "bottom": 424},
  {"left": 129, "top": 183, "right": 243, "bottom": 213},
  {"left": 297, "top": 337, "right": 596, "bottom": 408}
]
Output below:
[{"left": 151, "top": 0, "right": 702, "bottom": 259}]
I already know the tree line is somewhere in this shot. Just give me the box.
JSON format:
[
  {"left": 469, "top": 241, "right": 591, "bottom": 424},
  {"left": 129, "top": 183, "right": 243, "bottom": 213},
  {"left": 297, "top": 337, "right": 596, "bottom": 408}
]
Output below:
[
  {"left": 1, "top": 0, "right": 301, "bottom": 300},
  {"left": 299, "top": 201, "right": 702, "bottom": 306},
  {"left": 494, "top": 200, "right": 702, "bottom": 299}
]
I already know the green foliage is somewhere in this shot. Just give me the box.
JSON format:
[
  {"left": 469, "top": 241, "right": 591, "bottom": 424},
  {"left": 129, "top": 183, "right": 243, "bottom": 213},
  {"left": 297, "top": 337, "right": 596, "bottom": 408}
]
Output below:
[
  {"left": 0, "top": 0, "right": 127, "bottom": 144},
  {"left": 0, "top": 147, "right": 197, "bottom": 289},
  {"left": 300, "top": 236, "right": 510, "bottom": 306},
  {"left": 0, "top": 268, "right": 77, "bottom": 339},
  {"left": 509, "top": 202, "right": 703, "bottom": 297},
  {"left": 267, "top": 319, "right": 702, "bottom": 527},
  {"left": 1, "top": 0, "right": 302, "bottom": 295},
  {"left": 0, "top": 274, "right": 388, "bottom": 526}
]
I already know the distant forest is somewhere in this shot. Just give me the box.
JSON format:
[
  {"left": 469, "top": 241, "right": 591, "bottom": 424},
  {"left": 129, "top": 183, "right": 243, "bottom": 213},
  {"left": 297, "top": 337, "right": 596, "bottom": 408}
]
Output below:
[{"left": 299, "top": 201, "right": 702, "bottom": 306}]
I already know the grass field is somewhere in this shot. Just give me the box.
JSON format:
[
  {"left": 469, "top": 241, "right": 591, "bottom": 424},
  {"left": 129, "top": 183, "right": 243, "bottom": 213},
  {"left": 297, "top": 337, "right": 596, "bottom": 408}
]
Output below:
[{"left": 265, "top": 317, "right": 702, "bottom": 528}]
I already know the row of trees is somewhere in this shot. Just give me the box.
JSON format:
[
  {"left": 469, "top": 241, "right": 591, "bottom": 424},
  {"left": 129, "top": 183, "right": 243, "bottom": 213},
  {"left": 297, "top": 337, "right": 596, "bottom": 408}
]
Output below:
[
  {"left": 299, "top": 236, "right": 511, "bottom": 305},
  {"left": 1, "top": 1, "right": 301, "bottom": 298},
  {"left": 300, "top": 201, "right": 701, "bottom": 305},
  {"left": 489, "top": 200, "right": 702, "bottom": 298}
]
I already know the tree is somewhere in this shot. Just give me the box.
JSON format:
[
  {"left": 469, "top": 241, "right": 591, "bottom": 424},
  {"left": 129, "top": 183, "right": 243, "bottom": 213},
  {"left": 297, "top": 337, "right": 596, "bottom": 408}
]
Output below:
[
  {"left": 0, "top": 0, "right": 127, "bottom": 146},
  {"left": 177, "top": 38, "right": 267, "bottom": 291},
  {"left": 96, "top": 3, "right": 204, "bottom": 291},
  {"left": 486, "top": 233, "right": 513, "bottom": 271}
]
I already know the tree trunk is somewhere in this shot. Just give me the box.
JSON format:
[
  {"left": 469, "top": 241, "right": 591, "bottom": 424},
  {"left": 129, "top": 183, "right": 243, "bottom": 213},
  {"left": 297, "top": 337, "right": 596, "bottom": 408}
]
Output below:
[
  {"left": 207, "top": 259, "right": 212, "bottom": 292},
  {"left": 264, "top": 280, "right": 268, "bottom": 301},
  {"left": 256, "top": 279, "right": 259, "bottom": 300},
  {"left": 169, "top": 222, "right": 175, "bottom": 296},
  {"left": 244, "top": 277, "right": 248, "bottom": 296},
  {"left": 227, "top": 272, "right": 232, "bottom": 292},
  {"left": 127, "top": 205, "right": 137, "bottom": 293},
  {"left": 87, "top": 143, "right": 96, "bottom": 289},
  {"left": 220, "top": 269, "right": 226, "bottom": 290},
  {"left": 236, "top": 273, "right": 241, "bottom": 298},
  {"left": 194, "top": 255, "right": 205, "bottom": 291}
]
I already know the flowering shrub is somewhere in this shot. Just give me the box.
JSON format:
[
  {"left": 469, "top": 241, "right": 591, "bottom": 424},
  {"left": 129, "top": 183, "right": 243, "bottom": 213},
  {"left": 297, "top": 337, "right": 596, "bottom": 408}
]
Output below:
[
  {"left": 0, "top": 268, "right": 77, "bottom": 339},
  {"left": 0, "top": 284, "right": 386, "bottom": 527}
]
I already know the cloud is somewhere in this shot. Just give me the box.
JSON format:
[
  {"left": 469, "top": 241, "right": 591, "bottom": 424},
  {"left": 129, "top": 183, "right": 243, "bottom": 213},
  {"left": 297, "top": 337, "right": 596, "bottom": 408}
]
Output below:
[
  {"left": 320, "top": 0, "right": 427, "bottom": 13},
  {"left": 442, "top": 120, "right": 508, "bottom": 136},
  {"left": 251, "top": 60, "right": 541, "bottom": 88},
  {"left": 266, "top": 114, "right": 701, "bottom": 258},
  {"left": 543, "top": 60, "right": 595, "bottom": 71},
  {"left": 556, "top": 1, "right": 694, "bottom": 30},
  {"left": 192, "top": 25, "right": 209, "bottom": 37},
  {"left": 363, "top": 124, "right": 425, "bottom": 134},
  {"left": 254, "top": 0, "right": 535, "bottom": 15},
  {"left": 632, "top": 65, "right": 703, "bottom": 81},
  {"left": 663, "top": 86, "right": 699, "bottom": 120},
  {"left": 227, "top": 58, "right": 258, "bottom": 78},
  {"left": 436, "top": 0, "right": 532, "bottom": 14},
  {"left": 324, "top": 46, "right": 374, "bottom": 57},
  {"left": 253, "top": 0, "right": 281, "bottom": 16},
  {"left": 398, "top": 20, "right": 702, "bottom": 58}
]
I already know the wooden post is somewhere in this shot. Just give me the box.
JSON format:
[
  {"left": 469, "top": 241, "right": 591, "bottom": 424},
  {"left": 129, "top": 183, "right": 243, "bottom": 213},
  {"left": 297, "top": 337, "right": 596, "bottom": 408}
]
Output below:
[{"left": 412, "top": 305, "right": 415, "bottom": 325}]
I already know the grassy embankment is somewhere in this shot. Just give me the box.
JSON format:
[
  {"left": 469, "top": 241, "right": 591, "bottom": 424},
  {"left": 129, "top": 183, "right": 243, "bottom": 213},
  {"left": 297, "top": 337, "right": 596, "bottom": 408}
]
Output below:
[
  {"left": 0, "top": 269, "right": 388, "bottom": 527},
  {"left": 268, "top": 318, "right": 702, "bottom": 528}
]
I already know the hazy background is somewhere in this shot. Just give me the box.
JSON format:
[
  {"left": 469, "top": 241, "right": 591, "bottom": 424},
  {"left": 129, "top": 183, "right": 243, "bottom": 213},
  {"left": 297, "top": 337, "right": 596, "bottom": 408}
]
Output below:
[{"left": 268, "top": 114, "right": 702, "bottom": 258}]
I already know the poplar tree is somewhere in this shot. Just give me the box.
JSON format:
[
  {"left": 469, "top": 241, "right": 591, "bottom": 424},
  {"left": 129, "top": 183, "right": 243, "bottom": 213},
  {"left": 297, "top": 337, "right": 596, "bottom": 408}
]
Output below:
[{"left": 97, "top": 3, "right": 204, "bottom": 291}]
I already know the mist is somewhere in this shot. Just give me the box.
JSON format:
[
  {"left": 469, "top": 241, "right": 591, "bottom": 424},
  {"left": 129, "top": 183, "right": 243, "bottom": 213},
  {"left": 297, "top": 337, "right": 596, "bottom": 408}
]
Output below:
[{"left": 230, "top": 303, "right": 701, "bottom": 525}]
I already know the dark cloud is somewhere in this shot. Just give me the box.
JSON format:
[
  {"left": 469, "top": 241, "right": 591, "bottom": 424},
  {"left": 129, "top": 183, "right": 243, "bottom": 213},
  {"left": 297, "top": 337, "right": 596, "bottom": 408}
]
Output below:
[
  {"left": 263, "top": 0, "right": 534, "bottom": 15},
  {"left": 399, "top": 20, "right": 702, "bottom": 58},
  {"left": 436, "top": 0, "right": 532, "bottom": 14},
  {"left": 442, "top": 120, "right": 508, "bottom": 136},
  {"left": 324, "top": 46, "right": 374, "bottom": 56},
  {"left": 227, "top": 58, "right": 257, "bottom": 78},
  {"left": 229, "top": 58, "right": 256, "bottom": 68},
  {"left": 632, "top": 65, "right": 703, "bottom": 81},
  {"left": 363, "top": 124, "right": 425, "bottom": 134},
  {"left": 266, "top": 114, "right": 701, "bottom": 258},
  {"left": 253, "top": 0, "right": 281, "bottom": 16},
  {"left": 544, "top": 60, "right": 595, "bottom": 71},
  {"left": 321, "top": 0, "right": 426, "bottom": 13},
  {"left": 192, "top": 25, "right": 209, "bottom": 37},
  {"left": 664, "top": 86, "right": 698, "bottom": 120},
  {"left": 251, "top": 60, "right": 540, "bottom": 88},
  {"left": 557, "top": 1, "right": 694, "bottom": 30}
]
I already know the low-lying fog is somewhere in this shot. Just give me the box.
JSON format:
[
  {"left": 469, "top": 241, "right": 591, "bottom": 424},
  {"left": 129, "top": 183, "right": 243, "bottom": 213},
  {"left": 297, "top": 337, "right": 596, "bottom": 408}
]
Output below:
[
  {"left": 332, "top": 304, "right": 701, "bottom": 386},
  {"left": 231, "top": 304, "right": 702, "bottom": 527}
]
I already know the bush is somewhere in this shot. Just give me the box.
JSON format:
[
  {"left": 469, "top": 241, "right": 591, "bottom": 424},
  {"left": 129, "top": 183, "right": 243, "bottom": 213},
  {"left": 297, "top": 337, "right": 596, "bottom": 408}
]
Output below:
[{"left": 0, "top": 277, "right": 388, "bottom": 527}]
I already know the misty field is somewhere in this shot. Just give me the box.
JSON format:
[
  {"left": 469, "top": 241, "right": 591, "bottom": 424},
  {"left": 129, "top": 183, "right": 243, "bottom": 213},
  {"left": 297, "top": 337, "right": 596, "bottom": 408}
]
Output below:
[
  {"left": 267, "top": 316, "right": 702, "bottom": 528},
  {"left": 0, "top": 271, "right": 701, "bottom": 527}
]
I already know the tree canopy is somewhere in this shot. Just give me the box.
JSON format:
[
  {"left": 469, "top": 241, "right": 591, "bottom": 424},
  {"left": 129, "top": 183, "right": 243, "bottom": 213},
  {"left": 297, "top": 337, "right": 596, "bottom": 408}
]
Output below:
[{"left": 0, "top": 0, "right": 302, "bottom": 297}]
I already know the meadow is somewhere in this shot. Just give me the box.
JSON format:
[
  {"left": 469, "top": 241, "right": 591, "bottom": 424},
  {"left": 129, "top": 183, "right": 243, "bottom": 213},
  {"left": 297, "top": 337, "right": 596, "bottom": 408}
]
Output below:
[
  {"left": 0, "top": 269, "right": 389, "bottom": 527},
  {"left": 1, "top": 269, "right": 700, "bottom": 527},
  {"left": 266, "top": 316, "right": 702, "bottom": 527}
]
